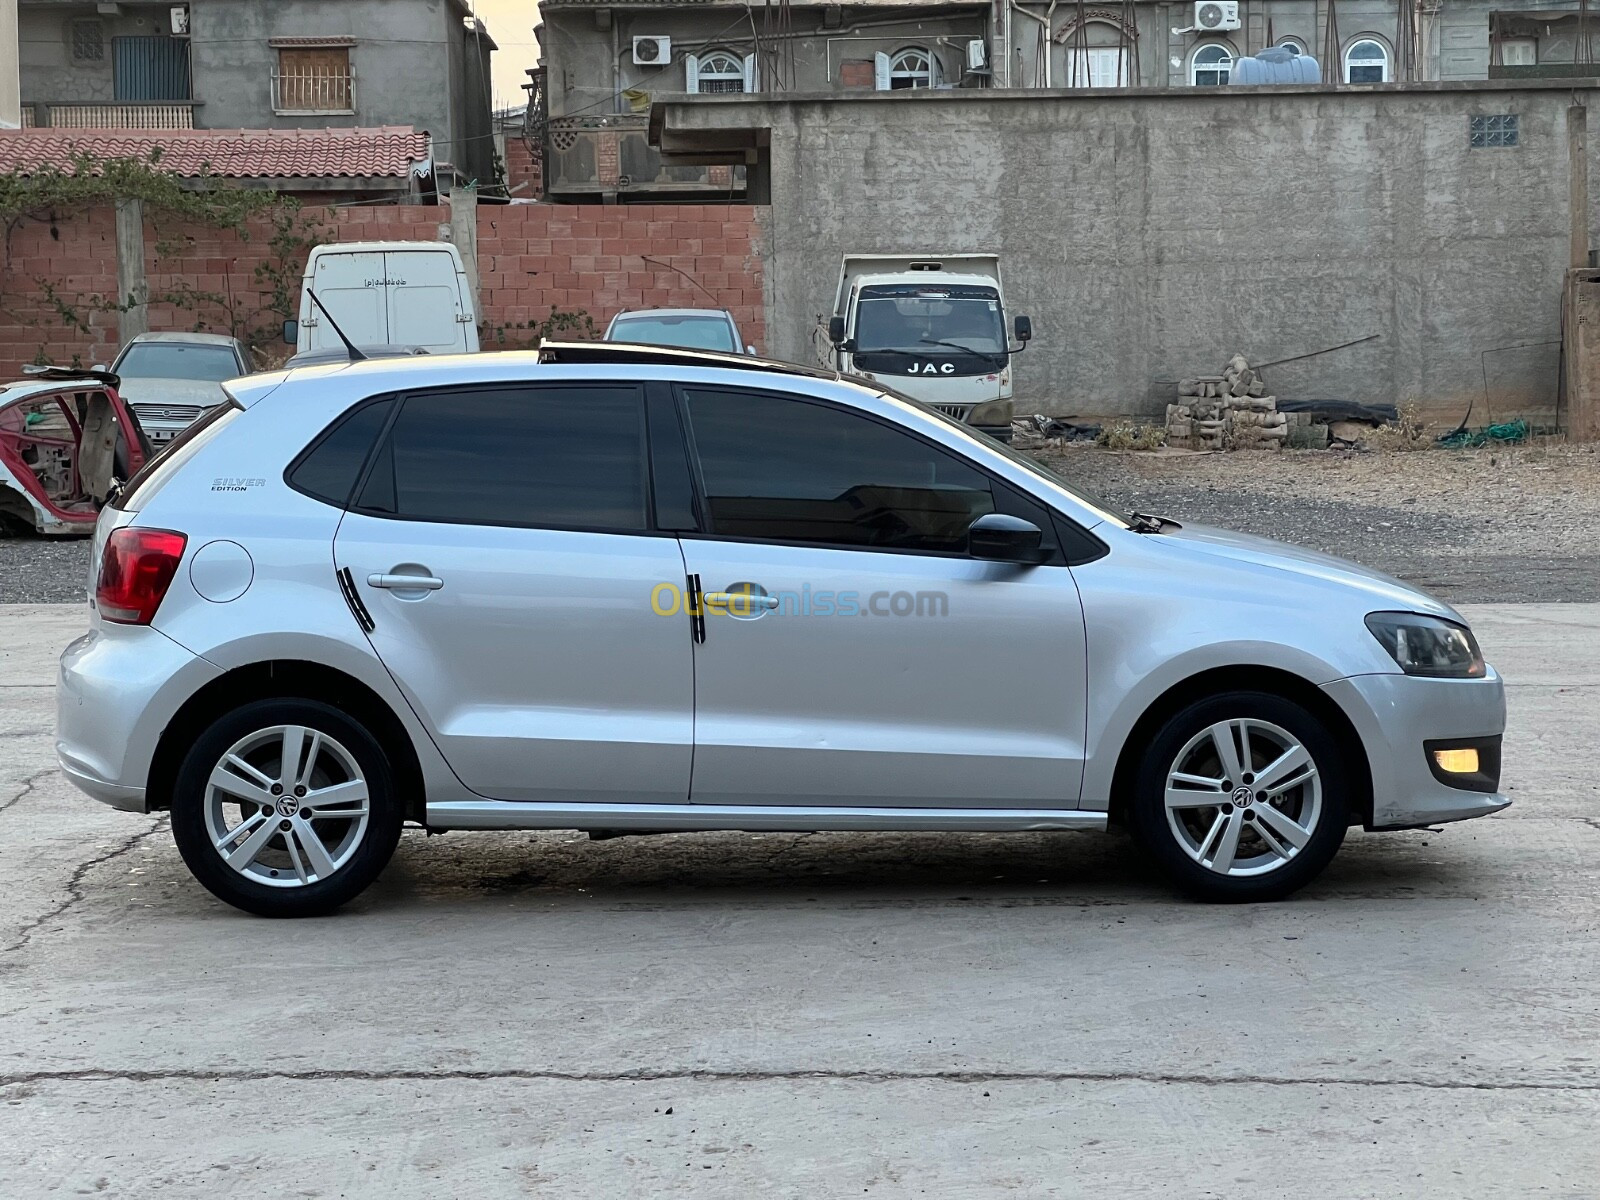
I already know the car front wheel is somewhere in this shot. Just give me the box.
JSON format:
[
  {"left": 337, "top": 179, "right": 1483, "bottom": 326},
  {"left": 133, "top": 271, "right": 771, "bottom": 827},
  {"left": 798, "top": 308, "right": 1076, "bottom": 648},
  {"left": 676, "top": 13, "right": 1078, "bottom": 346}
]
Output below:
[
  {"left": 170, "top": 699, "right": 404, "bottom": 917},
  {"left": 1128, "top": 691, "right": 1350, "bottom": 902}
]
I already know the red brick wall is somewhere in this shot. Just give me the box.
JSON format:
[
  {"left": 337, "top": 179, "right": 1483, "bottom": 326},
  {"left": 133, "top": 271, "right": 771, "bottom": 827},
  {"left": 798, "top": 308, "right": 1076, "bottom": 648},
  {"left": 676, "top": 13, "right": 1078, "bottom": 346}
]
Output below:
[
  {"left": 0, "top": 200, "right": 766, "bottom": 376},
  {"left": 501, "top": 135, "right": 542, "bottom": 198}
]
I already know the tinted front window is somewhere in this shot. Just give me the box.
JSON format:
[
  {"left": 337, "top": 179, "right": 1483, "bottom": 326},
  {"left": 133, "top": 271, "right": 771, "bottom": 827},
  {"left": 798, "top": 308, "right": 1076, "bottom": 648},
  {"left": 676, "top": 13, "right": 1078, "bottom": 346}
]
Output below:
[
  {"left": 685, "top": 388, "right": 994, "bottom": 553},
  {"left": 117, "top": 343, "right": 241, "bottom": 381},
  {"left": 287, "top": 399, "right": 394, "bottom": 507},
  {"left": 611, "top": 315, "right": 738, "bottom": 352},
  {"left": 361, "top": 386, "right": 649, "bottom": 531}
]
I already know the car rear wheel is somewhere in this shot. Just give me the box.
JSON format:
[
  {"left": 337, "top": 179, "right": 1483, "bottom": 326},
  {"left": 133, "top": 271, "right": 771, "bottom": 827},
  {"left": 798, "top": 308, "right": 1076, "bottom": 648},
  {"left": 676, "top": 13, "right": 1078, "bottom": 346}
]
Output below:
[
  {"left": 170, "top": 699, "right": 404, "bottom": 917},
  {"left": 1128, "top": 691, "right": 1349, "bottom": 902}
]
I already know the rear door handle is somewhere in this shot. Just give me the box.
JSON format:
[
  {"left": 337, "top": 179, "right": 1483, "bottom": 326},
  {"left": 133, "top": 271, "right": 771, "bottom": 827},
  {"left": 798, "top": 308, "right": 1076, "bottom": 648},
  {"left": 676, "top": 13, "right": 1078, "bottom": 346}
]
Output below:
[
  {"left": 704, "top": 591, "right": 779, "bottom": 610},
  {"left": 368, "top": 572, "right": 444, "bottom": 591}
]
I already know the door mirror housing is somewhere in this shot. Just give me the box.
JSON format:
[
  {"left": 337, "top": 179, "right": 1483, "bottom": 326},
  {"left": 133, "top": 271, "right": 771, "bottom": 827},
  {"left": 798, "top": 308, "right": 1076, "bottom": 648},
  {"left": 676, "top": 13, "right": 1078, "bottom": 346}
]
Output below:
[
  {"left": 827, "top": 315, "right": 846, "bottom": 343},
  {"left": 968, "top": 512, "right": 1043, "bottom": 563},
  {"left": 1013, "top": 315, "right": 1033, "bottom": 342},
  {"left": 282, "top": 319, "right": 299, "bottom": 345}
]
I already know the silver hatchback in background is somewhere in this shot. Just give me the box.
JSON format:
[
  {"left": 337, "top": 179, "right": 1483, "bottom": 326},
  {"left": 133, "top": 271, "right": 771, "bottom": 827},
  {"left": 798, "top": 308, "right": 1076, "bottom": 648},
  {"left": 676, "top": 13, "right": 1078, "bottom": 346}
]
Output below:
[
  {"left": 57, "top": 344, "right": 1508, "bottom": 917},
  {"left": 106, "top": 331, "right": 252, "bottom": 445}
]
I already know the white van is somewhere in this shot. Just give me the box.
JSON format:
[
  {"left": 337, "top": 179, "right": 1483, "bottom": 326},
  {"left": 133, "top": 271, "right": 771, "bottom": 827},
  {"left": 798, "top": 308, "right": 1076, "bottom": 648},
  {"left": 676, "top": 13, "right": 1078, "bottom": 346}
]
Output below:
[{"left": 290, "top": 242, "right": 479, "bottom": 356}]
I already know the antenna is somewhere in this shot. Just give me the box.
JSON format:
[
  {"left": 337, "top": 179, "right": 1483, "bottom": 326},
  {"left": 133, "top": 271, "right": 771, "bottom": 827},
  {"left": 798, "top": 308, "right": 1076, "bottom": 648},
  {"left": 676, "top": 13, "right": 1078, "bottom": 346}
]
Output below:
[{"left": 305, "top": 289, "right": 368, "bottom": 362}]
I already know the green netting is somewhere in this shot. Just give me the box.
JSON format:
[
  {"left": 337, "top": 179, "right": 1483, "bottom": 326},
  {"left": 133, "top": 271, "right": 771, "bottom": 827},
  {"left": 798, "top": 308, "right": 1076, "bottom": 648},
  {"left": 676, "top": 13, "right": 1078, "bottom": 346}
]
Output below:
[{"left": 1436, "top": 418, "right": 1529, "bottom": 448}]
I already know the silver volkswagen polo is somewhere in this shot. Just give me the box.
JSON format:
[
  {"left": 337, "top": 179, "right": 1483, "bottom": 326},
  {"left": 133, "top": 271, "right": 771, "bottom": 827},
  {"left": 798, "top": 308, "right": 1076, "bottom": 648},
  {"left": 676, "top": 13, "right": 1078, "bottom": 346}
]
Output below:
[{"left": 57, "top": 345, "right": 1508, "bottom": 917}]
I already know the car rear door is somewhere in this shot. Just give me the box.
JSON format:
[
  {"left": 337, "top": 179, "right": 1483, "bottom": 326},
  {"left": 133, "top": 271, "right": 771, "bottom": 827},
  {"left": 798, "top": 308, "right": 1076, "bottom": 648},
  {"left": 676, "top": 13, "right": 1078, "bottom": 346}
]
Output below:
[
  {"left": 309, "top": 250, "right": 387, "bottom": 351},
  {"left": 385, "top": 250, "right": 471, "bottom": 354},
  {"left": 331, "top": 380, "right": 693, "bottom": 804},
  {"left": 673, "top": 384, "right": 1089, "bottom": 809}
]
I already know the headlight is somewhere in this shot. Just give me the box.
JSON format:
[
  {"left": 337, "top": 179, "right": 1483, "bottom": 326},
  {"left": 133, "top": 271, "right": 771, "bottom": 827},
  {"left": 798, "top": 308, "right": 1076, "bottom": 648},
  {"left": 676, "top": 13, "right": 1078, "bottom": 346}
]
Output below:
[
  {"left": 1365, "top": 612, "right": 1486, "bottom": 678},
  {"left": 969, "top": 398, "right": 1013, "bottom": 426}
]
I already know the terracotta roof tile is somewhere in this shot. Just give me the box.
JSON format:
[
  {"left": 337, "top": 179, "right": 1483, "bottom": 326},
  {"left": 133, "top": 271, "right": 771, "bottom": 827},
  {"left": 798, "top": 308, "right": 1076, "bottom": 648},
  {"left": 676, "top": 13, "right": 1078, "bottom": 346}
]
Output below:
[{"left": 0, "top": 126, "right": 430, "bottom": 180}]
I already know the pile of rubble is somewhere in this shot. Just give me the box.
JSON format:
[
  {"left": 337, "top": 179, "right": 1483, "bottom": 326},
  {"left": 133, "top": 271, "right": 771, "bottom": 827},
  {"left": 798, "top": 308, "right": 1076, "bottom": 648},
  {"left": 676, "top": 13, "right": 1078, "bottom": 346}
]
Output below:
[{"left": 1166, "top": 354, "right": 1288, "bottom": 450}]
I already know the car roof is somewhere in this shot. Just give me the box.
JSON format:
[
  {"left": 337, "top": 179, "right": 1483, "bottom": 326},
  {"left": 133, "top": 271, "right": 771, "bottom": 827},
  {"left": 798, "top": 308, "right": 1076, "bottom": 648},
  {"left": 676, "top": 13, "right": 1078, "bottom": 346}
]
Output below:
[
  {"left": 125, "top": 331, "right": 243, "bottom": 347},
  {"left": 610, "top": 308, "right": 735, "bottom": 321},
  {"left": 227, "top": 343, "right": 841, "bottom": 407},
  {"left": 0, "top": 377, "right": 116, "bottom": 406}
]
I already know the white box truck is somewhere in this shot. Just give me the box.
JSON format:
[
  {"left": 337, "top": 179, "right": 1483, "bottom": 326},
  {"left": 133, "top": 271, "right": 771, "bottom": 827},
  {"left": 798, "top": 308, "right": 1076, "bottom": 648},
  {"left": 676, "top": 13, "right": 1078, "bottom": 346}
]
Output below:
[
  {"left": 287, "top": 241, "right": 479, "bottom": 357},
  {"left": 826, "top": 254, "right": 1031, "bottom": 441}
]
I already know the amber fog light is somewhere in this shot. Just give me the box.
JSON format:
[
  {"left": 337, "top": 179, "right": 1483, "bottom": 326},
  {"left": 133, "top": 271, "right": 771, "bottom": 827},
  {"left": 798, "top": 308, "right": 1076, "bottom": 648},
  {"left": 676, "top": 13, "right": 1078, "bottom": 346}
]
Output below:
[
  {"left": 1424, "top": 737, "right": 1502, "bottom": 793},
  {"left": 1433, "top": 747, "right": 1480, "bottom": 775}
]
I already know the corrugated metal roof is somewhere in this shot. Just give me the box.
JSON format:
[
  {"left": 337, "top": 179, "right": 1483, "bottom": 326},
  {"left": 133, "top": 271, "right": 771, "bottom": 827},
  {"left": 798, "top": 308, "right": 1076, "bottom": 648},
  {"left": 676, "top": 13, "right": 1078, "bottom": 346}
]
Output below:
[{"left": 0, "top": 127, "right": 429, "bottom": 180}]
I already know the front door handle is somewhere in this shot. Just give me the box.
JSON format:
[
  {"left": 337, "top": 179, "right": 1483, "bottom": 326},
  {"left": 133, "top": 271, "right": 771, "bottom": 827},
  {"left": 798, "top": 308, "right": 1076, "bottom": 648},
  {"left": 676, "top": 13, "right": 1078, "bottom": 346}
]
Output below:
[{"left": 368, "top": 572, "right": 444, "bottom": 591}]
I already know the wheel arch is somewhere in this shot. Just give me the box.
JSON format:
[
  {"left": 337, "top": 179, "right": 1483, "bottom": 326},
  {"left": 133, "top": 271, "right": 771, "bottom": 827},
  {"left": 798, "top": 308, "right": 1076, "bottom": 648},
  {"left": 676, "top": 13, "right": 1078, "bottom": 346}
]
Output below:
[
  {"left": 1106, "top": 664, "right": 1373, "bottom": 829},
  {"left": 147, "top": 659, "right": 427, "bottom": 823}
]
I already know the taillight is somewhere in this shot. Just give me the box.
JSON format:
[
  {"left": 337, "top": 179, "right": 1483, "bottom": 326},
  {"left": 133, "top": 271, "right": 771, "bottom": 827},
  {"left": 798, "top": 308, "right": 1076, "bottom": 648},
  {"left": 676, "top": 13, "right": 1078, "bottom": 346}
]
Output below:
[{"left": 96, "top": 528, "right": 188, "bottom": 625}]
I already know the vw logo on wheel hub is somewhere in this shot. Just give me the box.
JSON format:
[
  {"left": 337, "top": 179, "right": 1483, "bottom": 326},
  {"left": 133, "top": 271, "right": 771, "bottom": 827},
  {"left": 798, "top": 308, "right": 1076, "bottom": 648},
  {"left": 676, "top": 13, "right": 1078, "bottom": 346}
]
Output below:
[
  {"left": 1231, "top": 786, "right": 1254, "bottom": 807},
  {"left": 276, "top": 796, "right": 300, "bottom": 817}
]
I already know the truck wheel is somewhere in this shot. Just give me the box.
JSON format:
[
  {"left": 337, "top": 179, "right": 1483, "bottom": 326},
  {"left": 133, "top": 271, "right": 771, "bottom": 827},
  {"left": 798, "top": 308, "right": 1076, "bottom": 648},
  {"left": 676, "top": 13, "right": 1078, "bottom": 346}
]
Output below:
[{"left": 169, "top": 699, "right": 404, "bottom": 917}]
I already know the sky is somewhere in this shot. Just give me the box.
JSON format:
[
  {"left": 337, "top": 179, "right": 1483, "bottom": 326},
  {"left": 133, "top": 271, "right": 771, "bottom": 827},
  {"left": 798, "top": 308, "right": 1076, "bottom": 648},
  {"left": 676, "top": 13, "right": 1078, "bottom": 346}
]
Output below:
[{"left": 470, "top": 0, "right": 540, "bottom": 112}]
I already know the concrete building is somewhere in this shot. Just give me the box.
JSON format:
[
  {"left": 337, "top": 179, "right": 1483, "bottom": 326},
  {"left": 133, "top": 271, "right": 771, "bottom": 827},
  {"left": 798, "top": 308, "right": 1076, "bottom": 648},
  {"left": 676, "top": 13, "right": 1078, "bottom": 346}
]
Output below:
[
  {"left": 652, "top": 81, "right": 1594, "bottom": 421},
  {"left": 536, "top": 0, "right": 1600, "bottom": 199},
  {"left": 16, "top": 0, "right": 496, "bottom": 183}
]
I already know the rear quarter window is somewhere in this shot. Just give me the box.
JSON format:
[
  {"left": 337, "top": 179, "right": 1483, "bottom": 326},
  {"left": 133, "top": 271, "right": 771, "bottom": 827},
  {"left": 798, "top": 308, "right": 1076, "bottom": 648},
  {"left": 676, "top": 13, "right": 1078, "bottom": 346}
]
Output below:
[{"left": 285, "top": 398, "right": 395, "bottom": 507}]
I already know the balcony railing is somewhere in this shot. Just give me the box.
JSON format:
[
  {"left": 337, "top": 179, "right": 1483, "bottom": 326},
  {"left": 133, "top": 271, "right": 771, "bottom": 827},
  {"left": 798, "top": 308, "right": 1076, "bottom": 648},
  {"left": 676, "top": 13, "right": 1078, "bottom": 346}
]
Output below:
[
  {"left": 546, "top": 114, "right": 744, "bottom": 199},
  {"left": 23, "top": 102, "right": 197, "bottom": 130},
  {"left": 272, "top": 69, "right": 355, "bottom": 115}
]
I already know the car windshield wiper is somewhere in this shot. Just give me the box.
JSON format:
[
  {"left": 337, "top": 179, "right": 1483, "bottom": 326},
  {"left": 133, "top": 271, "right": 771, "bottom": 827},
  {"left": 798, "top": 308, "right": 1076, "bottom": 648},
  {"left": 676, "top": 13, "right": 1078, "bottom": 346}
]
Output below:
[{"left": 919, "top": 337, "right": 1006, "bottom": 366}]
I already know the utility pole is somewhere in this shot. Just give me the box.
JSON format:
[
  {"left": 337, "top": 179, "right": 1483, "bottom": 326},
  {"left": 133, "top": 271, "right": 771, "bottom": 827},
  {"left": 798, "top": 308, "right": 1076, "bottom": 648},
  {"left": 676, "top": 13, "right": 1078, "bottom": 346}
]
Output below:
[{"left": 0, "top": 0, "right": 21, "bottom": 130}]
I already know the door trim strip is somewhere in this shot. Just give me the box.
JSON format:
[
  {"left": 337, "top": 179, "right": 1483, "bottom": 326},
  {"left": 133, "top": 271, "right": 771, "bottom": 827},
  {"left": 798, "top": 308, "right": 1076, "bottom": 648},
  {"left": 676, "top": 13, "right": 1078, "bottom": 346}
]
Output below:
[{"left": 425, "top": 800, "right": 1106, "bottom": 833}]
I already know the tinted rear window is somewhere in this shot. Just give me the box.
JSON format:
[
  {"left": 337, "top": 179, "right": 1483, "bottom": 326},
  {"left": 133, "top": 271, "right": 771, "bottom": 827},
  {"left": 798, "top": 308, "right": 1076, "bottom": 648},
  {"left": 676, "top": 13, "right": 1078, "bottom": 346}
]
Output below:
[{"left": 357, "top": 386, "right": 649, "bottom": 531}]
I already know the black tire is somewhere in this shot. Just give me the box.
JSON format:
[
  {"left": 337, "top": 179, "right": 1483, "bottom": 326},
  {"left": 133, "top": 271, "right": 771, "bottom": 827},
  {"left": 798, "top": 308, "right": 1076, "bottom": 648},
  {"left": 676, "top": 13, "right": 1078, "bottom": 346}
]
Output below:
[
  {"left": 170, "top": 698, "right": 404, "bottom": 917},
  {"left": 1127, "top": 690, "right": 1349, "bottom": 902}
]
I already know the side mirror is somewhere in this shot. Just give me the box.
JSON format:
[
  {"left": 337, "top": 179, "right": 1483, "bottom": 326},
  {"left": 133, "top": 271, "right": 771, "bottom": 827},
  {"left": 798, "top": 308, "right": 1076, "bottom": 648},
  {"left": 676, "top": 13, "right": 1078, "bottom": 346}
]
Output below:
[
  {"left": 746, "top": 344, "right": 757, "bottom": 356},
  {"left": 968, "top": 512, "right": 1043, "bottom": 563},
  {"left": 91, "top": 362, "right": 108, "bottom": 373},
  {"left": 828, "top": 315, "right": 846, "bottom": 343},
  {"left": 1013, "top": 315, "right": 1033, "bottom": 342},
  {"left": 282, "top": 319, "right": 299, "bottom": 345}
]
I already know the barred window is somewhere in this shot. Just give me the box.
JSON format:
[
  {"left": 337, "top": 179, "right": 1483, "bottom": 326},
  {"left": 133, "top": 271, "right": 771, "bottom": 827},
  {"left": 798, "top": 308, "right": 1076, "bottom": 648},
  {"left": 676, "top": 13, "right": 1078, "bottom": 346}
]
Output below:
[{"left": 71, "top": 18, "right": 105, "bottom": 63}]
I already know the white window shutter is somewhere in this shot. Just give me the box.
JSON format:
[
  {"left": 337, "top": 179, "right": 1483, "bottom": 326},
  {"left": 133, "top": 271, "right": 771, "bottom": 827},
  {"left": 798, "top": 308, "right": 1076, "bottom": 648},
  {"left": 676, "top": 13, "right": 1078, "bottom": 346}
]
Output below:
[
  {"left": 874, "top": 51, "right": 891, "bottom": 90},
  {"left": 685, "top": 54, "right": 700, "bottom": 93},
  {"left": 930, "top": 51, "right": 944, "bottom": 87},
  {"left": 743, "top": 52, "right": 758, "bottom": 91}
]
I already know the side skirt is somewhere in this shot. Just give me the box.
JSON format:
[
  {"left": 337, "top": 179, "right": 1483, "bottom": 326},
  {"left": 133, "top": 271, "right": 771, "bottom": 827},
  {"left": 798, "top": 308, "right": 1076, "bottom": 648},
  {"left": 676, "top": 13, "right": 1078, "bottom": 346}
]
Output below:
[{"left": 425, "top": 801, "right": 1108, "bottom": 834}]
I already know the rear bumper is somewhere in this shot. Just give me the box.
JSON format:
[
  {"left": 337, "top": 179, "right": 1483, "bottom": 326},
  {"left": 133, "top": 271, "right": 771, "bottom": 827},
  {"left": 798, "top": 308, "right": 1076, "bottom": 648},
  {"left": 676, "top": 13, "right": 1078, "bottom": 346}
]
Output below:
[
  {"left": 56, "top": 625, "right": 222, "bottom": 813},
  {"left": 1322, "top": 669, "right": 1511, "bottom": 830}
]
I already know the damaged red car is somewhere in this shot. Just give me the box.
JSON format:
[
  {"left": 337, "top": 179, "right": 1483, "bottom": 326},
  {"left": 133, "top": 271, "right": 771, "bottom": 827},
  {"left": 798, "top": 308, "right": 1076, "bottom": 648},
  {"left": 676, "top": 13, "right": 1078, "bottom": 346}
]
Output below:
[{"left": 0, "top": 369, "right": 152, "bottom": 537}]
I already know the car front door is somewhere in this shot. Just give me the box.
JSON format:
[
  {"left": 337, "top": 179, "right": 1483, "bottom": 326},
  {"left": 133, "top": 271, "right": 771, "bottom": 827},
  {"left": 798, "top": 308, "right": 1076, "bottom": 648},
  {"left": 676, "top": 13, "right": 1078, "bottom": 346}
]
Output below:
[
  {"left": 331, "top": 382, "right": 693, "bottom": 804},
  {"left": 674, "top": 385, "right": 1089, "bottom": 809}
]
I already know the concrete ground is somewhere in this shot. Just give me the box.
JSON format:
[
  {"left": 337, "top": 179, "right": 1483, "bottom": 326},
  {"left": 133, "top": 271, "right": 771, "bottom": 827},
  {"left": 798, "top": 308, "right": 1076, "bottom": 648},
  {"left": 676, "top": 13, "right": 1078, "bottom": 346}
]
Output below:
[{"left": 1, "top": 602, "right": 1597, "bottom": 1198}]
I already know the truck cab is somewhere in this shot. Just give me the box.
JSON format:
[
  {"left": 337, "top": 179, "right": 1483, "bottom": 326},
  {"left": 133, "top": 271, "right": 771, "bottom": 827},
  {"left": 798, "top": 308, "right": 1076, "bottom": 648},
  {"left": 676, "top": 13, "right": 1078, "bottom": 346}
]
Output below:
[{"left": 828, "top": 255, "right": 1030, "bottom": 442}]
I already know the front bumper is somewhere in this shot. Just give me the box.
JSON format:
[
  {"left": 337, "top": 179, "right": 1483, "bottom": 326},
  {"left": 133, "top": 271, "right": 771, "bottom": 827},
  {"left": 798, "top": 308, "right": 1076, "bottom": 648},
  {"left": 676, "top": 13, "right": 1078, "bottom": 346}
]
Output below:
[
  {"left": 1322, "top": 669, "right": 1510, "bottom": 829},
  {"left": 56, "top": 624, "right": 222, "bottom": 812}
]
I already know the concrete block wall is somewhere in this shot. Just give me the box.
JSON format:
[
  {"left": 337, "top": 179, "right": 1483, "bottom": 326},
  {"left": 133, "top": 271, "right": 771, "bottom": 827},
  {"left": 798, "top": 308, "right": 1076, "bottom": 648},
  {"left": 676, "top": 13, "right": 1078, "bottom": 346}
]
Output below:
[{"left": 0, "top": 202, "right": 766, "bottom": 375}]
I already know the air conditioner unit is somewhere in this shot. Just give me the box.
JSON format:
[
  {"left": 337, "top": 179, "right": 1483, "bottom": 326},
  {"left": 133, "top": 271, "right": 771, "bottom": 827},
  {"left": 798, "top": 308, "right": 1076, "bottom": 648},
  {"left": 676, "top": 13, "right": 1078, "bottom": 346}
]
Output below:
[
  {"left": 1194, "top": 1, "right": 1241, "bottom": 31},
  {"left": 169, "top": 3, "right": 190, "bottom": 35},
  {"left": 632, "top": 36, "right": 671, "bottom": 66},
  {"left": 966, "top": 39, "right": 987, "bottom": 71}
]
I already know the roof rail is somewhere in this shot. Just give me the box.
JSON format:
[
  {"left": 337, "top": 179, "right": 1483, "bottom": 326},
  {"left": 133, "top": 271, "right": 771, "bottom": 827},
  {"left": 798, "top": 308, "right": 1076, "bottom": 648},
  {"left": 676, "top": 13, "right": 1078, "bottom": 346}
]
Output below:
[{"left": 535, "top": 340, "right": 839, "bottom": 381}]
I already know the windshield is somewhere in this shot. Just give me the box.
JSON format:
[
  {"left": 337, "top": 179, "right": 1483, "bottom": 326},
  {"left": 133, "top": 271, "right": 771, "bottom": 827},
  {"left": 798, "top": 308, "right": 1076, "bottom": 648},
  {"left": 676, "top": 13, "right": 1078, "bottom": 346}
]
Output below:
[
  {"left": 855, "top": 285, "right": 1005, "bottom": 355},
  {"left": 611, "top": 315, "right": 738, "bottom": 352},
  {"left": 117, "top": 342, "right": 241, "bottom": 382},
  {"left": 872, "top": 385, "right": 1133, "bottom": 530}
]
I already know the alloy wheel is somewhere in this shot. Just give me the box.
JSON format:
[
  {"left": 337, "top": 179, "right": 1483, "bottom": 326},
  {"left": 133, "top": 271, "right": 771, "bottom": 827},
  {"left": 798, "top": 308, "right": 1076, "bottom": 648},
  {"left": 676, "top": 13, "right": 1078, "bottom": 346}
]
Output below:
[
  {"left": 202, "top": 725, "right": 372, "bottom": 888},
  {"left": 1163, "top": 717, "right": 1322, "bottom": 877}
]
